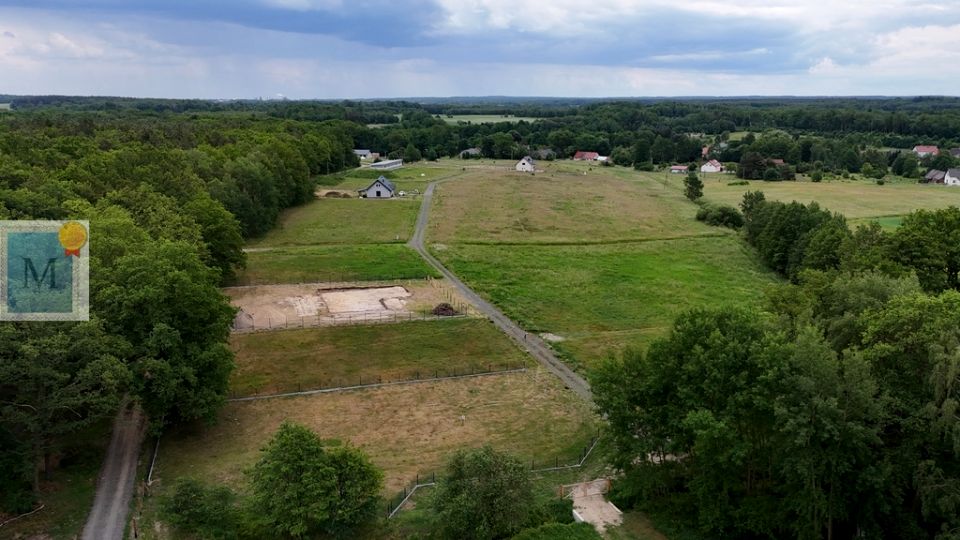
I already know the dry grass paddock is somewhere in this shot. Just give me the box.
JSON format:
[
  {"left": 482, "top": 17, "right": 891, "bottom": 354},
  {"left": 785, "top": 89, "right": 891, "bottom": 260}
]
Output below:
[
  {"left": 428, "top": 162, "right": 722, "bottom": 244},
  {"left": 153, "top": 368, "right": 598, "bottom": 493}
]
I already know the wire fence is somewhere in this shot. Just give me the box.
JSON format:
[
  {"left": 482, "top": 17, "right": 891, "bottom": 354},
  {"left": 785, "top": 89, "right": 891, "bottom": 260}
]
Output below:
[
  {"left": 227, "top": 363, "right": 528, "bottom": 401},
  {"left": 385, "top": 428, "right": 604, "bottom": 519}
]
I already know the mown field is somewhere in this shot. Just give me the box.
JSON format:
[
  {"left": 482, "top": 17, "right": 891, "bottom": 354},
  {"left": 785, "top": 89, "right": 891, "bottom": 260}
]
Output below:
[
  {"left": 437, "top": 236, "right": 777, "bottom": 369},
  {"left": 429, "top": 162, "right": 778, "bottom": 369},
  {"left": 229, "top": 318, "right": 530, "bottom": 396},
  {"left": 235, "top": 244, "right": 439, "bottom": 284},
  {"left": 674, "top": 174, "right": 960, "bottom": 221}
]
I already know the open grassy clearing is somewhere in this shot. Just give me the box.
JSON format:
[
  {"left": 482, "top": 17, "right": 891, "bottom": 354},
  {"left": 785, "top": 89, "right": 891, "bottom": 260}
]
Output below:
[
  {"left": 247, "top": 198, "right": 420, "bottom": 247},
  {"left": 435, "top": 236, "right": 779, "bottom": 369},
  {"left": 429, "top": 163, "right": 726, "bottom": 244},
  {"left": 229, "top": 318, "right": 529, "bottom": 396},
  {"left": 151, "top": 368, "right": 598, "bottom": 495},
  {"left": 666, "top": 174, "right": 960, "bottom": 220},
  {"left": 441, "top": 114, "right": 539, "bottom": 124},
  {"left": 235, "top": 244, "right": 439, "bottom": 285}
]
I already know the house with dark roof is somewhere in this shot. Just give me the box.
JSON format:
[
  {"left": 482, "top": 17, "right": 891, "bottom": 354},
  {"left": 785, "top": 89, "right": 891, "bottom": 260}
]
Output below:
[
  {"left": 925, "top": 169, "right": 946, "bottom": 184},
  {"left": 913, "top": 145, "right": 940, "bottom": 157},
  {"left": 946, "top": 169, "right": 960, "bottom": 187},
  {"left": 573, "top": 151, "right": 600, "bottom": 161},
  {"left": 359, "top": 176, "right": 396, "bottom": 198}
]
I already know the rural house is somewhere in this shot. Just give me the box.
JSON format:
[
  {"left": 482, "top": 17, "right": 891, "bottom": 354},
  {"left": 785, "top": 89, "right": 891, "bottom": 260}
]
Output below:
[
  {"left": 573, "top": 151, "right": 600, "bottom": 161},
  {"left": 946, "top": 169, "right": 960, "bottom": 186},
  {"left": 913, "top": 145, "right": 940, "bottom": 157},
  {"left": 670, "top": 165, "right": 689, "bottom": 174},
  {"left": 359, "top": 176, "right": 396, "bottom": 198},
  {"left": 369, "top": 158, "right": 403, "bottom": 171},
  {"left": 700, "top": 159, "right": 723, "bottom": 173},
  {"left": 925, "top": 169, "right": 946, "bottom": 184},
  {"left": 353, "top": 149, "right": 372, "bottom": 159},
  {"left": 515, "top": 156, "right": 536, "bottom": 172}
]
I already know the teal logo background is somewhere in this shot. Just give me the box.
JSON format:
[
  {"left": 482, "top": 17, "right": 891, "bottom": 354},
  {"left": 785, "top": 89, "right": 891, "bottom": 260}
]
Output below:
[{"left": 7, "top": 231, "right": 74, "bottom": 313}]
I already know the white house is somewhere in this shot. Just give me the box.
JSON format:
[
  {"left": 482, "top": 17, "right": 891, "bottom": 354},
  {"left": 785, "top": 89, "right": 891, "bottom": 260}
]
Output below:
[
  {"left": 515, "top": 156, "right": 536, "bottom": 172},
  {"left": 359, "top": 176, "right": 396, "bottom": 198},
  {"left": 369, "top": 159, "right": 403, "bottom": 171},
  {"left": 700, "top": 159, "right": 723, "bottom": 173},
  {"left": 946, "top": 169, "right": 960, "bottom": 186},
  {"left": 669, "top": 165, "right": 689, "bottom": 174},
  {"left": 353, "top": 149, "right": 372, "bottom": 160}
]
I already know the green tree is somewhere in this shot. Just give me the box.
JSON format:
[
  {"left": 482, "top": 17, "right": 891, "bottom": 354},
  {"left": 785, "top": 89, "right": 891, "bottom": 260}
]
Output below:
[
  {"left": 432, "top": 446, "right": 535, "bottom": 540},
  {"left": 684, "top": 171, "right": 703, "bottom": 201},
  {"left": 404, "top": 142, "right": 422, "bottom": 162},
  {"left": 891, "top": 207, "right": 960, "bottom": 292},
  {"left": 250, "top": 422, "right": 382, "bottom": 538}
]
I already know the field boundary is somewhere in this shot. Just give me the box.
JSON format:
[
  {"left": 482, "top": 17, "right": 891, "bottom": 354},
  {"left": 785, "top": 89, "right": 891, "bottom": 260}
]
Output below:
[
  {"left": 227, "top": 365, "right": 527, "bottom": 402},
  {"left": 450, "top": 231, "right": 732, "bottom": 247}
]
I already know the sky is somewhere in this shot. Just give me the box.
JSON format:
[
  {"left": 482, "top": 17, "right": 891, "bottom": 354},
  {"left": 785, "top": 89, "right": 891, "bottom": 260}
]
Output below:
[{"left": 0, "top": 0, "right": 959, "bottom": 99}]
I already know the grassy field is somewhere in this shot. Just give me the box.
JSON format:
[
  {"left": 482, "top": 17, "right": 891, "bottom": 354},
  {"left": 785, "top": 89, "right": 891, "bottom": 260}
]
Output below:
[
  {"left": 441, "top": 114, "right": 539, "bottom": 125},
  {"left": 680, "top": 175, "right": 960, "bottom": 220},
  {"left": 229, "top": 318, "right": 530, "bottom": 396},
  {"left": 436, "top": 236, "right": 778, "bottom": 369},
  {"left": 429, "top": 164, "right": 723, "bottom": 244},
  {"left": 152, "top": 368, "right": 598, "bottom": 494},
  {"left": 235, "top": 244, "right": 439, "bottom": 285},
  {"left": 247, "top": 198, "right": 421, "bottom": 247}
]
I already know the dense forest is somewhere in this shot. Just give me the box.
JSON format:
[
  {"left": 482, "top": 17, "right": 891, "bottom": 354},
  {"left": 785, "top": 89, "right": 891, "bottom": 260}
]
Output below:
[{"left": 0, "top": 106, "right": 356, "bottom": 511}]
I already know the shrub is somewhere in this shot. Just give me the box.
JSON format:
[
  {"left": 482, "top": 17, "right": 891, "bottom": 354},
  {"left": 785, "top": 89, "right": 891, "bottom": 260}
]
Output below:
[
  {"left": 810, "top": 171, "right": 823, "bottom": 182},
  {"left": 876, "top": 179, "right": 886, "bottom": 185},
  {"left": 763, "top": 167, "right": 781, "bottom": 181},
  {"left": 161, "top": 478, "right": 242, "bottom": 539},
  {"left": 696, "top": 204, "right": 744, "bottom": 229},
  {"left": 727, "top": 180, "right": 749, "bottom": 186}
]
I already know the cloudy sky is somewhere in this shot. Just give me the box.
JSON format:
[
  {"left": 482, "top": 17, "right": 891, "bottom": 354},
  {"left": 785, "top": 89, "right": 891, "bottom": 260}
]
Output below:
[{"left": 1, "top": 0, "right": 959, "bottom": 98}]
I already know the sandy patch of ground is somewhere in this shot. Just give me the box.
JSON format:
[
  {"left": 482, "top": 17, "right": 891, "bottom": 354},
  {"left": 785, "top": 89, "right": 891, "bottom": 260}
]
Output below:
[
  {"left": 540, "top": 332, "right": 566, "bottom": 343},
  {"left": 568, "top": 479, "right": 623, "bottom": 532},
  {"left": 225, "top": 280, "right": 475, "bottom": 331}
]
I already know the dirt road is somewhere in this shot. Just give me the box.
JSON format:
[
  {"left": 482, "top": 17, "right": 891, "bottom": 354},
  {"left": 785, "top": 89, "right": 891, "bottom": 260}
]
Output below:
[
  {"left": 409, "top": 178, "right": 593, "bottom": 402},
  {"left": 82, "top": 404, "right": 145, "bottom": 540}
]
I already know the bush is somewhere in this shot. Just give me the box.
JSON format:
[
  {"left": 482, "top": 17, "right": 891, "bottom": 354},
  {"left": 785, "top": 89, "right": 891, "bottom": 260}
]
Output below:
[
  {"left": 633, "top": 161, "right": 654, "bottom": 171},
  {"left": 696, "top": 204, "right": 744, "bottom": 229},
  {"left": 876, "top": 179, "right": 886, "bottom": 185},
  {"left": 511, "top": 522, "right": 602, "bottom": 540},
  {"left": 727, "top": 180, "right": 749, "bottom": 186},
  {"left": 763, "top": 167, "right": 781, "bottom": 181},
  {"left": 161, "top": 478, "right": 242, "bottom": 539},
  {"left": 810, "top": 171, "right": 823, "bottom": 182}
]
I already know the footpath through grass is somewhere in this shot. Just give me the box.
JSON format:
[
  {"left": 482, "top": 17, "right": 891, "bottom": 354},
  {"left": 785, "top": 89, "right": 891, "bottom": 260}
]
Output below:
[{"left": 229, "top": 318, "right": 530, "bottom": 396}]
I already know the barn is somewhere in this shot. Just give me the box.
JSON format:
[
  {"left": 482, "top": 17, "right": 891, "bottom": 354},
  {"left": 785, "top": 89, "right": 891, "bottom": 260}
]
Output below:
[
  {"left": 515, "top": 156, "right": 536, "bottom": 172},
  {"left": 359, "top": 176, "right": 397, "bottom": 198}
]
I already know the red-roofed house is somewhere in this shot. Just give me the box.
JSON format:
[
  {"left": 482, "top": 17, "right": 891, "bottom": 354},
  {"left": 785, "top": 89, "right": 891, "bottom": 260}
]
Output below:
[
  {"left": 913, "top": 145, "right": 940, "bottom": 157},
  {"left": 670, "top": 165, "right": 689, "bottom": 174},
  {"left": 573, "top": 151, "right": 600, "bottom": 161},
  {"left": 700, "top": 159, "right": 723, "bottom": 173},
  {"left": 769, "top": 158, "right": 786, "bottom": 165}
]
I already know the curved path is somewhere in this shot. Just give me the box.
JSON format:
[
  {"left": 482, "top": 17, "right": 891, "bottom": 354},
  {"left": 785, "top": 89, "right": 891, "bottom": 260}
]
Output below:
[
  {"left": 409, "top": 177, "right": 592, "bottom": 402},
  {"left": 82, "top": 403, "right": 145, "bottom": 540}
]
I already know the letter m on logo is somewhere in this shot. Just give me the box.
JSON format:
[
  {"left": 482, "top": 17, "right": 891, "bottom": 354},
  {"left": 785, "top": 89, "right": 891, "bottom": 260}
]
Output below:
[{"left": 23, "top": 257, "right": 57, "bottom": 289}]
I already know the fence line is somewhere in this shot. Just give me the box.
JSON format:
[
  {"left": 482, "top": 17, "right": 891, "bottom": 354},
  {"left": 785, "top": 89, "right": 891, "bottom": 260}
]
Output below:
[
  {"left": 385, "top": 428, "right": 604, "bottom": 519},
  {"left": 228, "top": 365, "right": 527, "bottom": 402}
]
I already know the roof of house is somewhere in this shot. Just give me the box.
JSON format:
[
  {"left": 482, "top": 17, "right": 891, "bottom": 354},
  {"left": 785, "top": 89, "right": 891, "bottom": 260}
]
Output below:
[
  {"left": 914, "top": 145, "right": 939, "bottom": 153},
  {"left": 704, "top": 159, "right": 722, "bottom": 168},
  {"left": 574, "top": 151, "right": 600, "bottom": 159},
  {"left": 369, "top": 159, "right": 403, "bottom": 169},
  {"left": 769, "top": 158, "right": 785, "bottom": 165},
  {"left": 353, "top": 149, "right": 371, "bottom": 156},
  {"left": 926, "top": 169, "right": 946, "bottom": 180},
  {"left": 518, "top": 156, "right": 535, "bottom": 164},
  {"left": 670, "top": 165, "right": 689, "bottom": 171},
  {"left": 948, "top": 168, "right": 960, "bottom": 178},
  {"left": 361, "top": 176, "right": 396, "bottom": 193}
]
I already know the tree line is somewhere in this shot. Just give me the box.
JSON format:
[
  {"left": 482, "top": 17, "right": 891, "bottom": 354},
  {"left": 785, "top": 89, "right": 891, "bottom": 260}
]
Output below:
[
  {"left": 593, "top": 196, "right": 960, "bottom": 539},
  {"left": 0, "top": 109, "right": 355, "bottom": 513}
]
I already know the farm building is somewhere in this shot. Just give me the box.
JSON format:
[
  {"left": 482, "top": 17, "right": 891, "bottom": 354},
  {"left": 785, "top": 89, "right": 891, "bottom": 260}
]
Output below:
[
  {"left": 359, "top": 176, "right": 396, "bottom": 198},
  {"left": 573, "top": 151, "right": 600, "bottom": 161},
  {"left": 700, "top": 159, "right": 723, "bottom": 173},
  {"left": 913, "top": 145, "right": 940, "bottom": 157},
  {"left": 354, "top": 149, "right": 373, "bottom": 159},
  {"left": 669, "top": 165, "right": 689, "bottom": 174},
  {"left": 925, "top": 169, "right": 946, "bottom": 184},
  {"left": 946, "top": 169, "right": 960, "bottom": 186},
  {"left": 369, "top": 159, "right": 403, "bottom": 171},
  {"left": 515, "top": 156, "right": 536, "bottom": 172}
]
